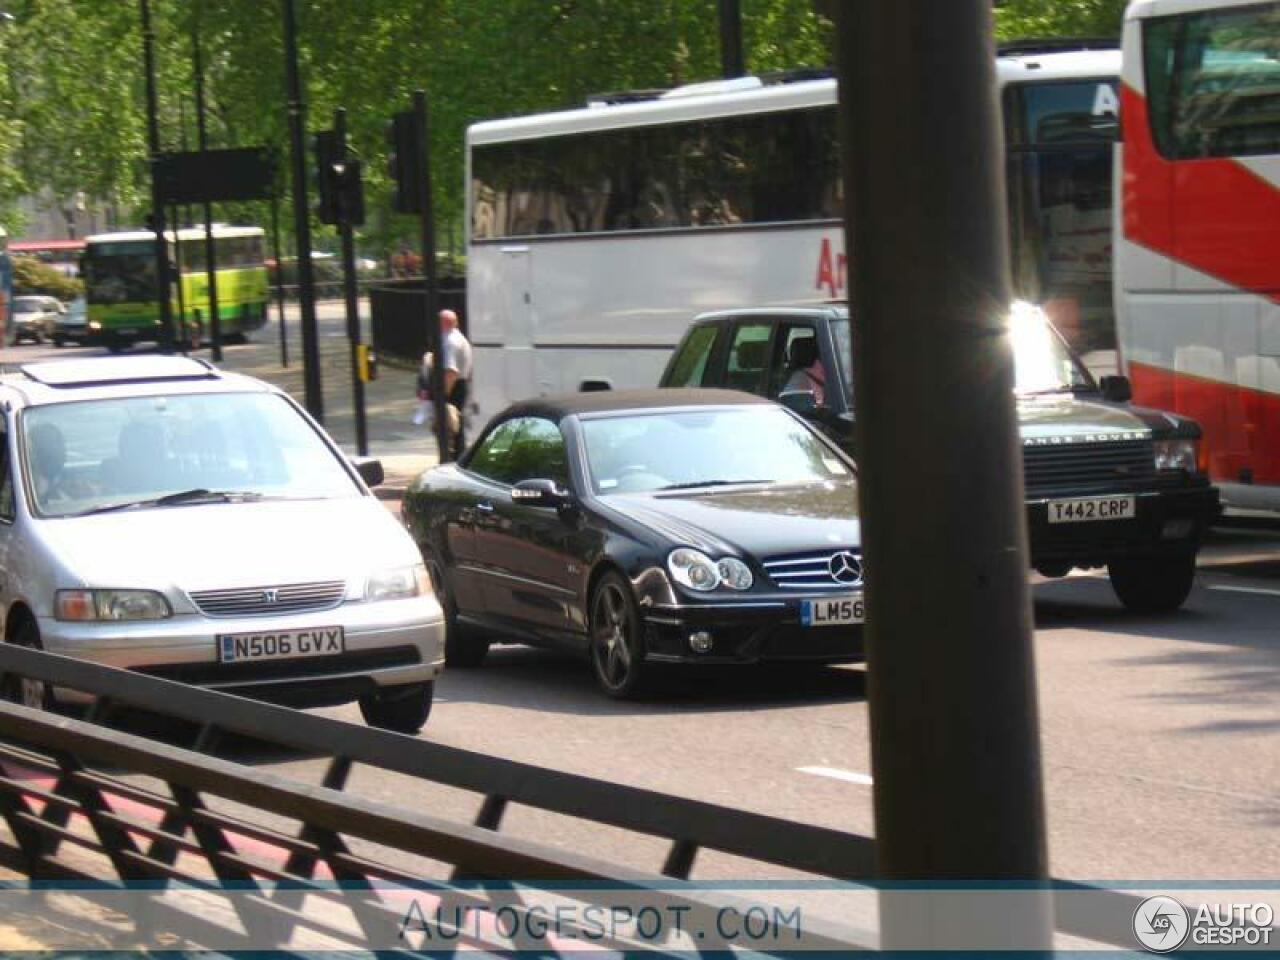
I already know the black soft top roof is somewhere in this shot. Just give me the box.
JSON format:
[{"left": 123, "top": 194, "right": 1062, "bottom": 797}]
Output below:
[{"left": 499, "top": 388, "right": 770, "bottom": 423}]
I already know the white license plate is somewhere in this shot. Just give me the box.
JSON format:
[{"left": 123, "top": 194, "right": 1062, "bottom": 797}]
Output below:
[
  {"left": 218, "top": 626, "right": 345, "bottom": 663},
  {"left": 1047, "top": 495, "right": 1136, "bottom": 524},
  {"left": 801, "top": 594, "right": 866, "bottom": 627}
]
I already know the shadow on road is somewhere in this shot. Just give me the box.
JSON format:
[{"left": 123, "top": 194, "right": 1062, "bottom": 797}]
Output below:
[{"left": 439, "top": 645, "right": 867, "bottom": 716}]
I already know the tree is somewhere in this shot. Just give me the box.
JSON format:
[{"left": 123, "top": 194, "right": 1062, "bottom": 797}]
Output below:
[{"left": 995, "top": 0, "right": 1129, "bottom": 42}]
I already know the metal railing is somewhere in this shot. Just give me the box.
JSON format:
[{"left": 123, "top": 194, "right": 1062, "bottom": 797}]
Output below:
[
  {"left": 0, "top": 644, "right": 1144, "bottom": 951},
  {"left": 0, "top": 644, "right": 871, "bottom": 952}
]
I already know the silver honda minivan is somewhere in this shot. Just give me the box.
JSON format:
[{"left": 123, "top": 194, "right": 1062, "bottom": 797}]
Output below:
[{"left": 0, "top": 356, "right": 444, "bottom": 733}]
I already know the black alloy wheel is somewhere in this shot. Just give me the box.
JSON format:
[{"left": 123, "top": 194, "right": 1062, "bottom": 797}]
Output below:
[
  {"left": 1108, "top": 551, "right": 1197, "bottom": 613},
  {"left": 358, "top": 681, "right": 434, "bottom": 734},
  {"left": 2, "top": 618, "right": 54, "bottom": 711},
  {"left": 589, "top": 572, "right": 646, "bottom": 698},
  {"left": 426, "top": 555, "right": 489, "bottom": 668}
]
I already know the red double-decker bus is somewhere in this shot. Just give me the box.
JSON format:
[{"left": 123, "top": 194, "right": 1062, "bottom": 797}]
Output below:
[{"left": 1116, "top": 0, "right": 1280, "bottom": 513}]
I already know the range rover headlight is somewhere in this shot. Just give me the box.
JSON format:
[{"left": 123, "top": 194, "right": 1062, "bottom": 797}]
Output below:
[
  {"left": 56, "top": 589, "right": 171, "bottom": 622},
  {"left": 1154, "top": 438, "right": 1198, "bottom": 472},
  {"left": 365, "top": 563, "right": 431, "bottom": 602},
  {"left": 668, "top": 548, "right": 720, "bottom": 592},
  {"left": 716, "top": 557, "right": 754, "bottom": 591}
]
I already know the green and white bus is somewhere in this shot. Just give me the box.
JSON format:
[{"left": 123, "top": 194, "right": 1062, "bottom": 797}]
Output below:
[{"left": 82, "top": 226, "right": 269, "bottom": 351}]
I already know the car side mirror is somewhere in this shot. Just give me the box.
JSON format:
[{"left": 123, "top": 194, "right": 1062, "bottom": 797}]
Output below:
[
  {"left": 512, "top": 478, "right": 572, "bottom": 509},
  {"left": 1099, "top": 375, "right": 1132, "bottom": 404},
  {"left": 778, "top": 389, "right": 819, "bottom": 418},
  {"left": 352, "top": 457, "right": 385, "bottom": 488}
]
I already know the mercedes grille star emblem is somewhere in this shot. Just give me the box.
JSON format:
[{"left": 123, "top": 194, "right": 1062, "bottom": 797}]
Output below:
[{"left": 828, "top": 551, "right": 862, "bottom": 585}]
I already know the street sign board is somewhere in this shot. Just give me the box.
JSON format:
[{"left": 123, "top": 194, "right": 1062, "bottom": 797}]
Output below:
[{"left": 155, "top": 147, "right": 277, "bottom": 205}]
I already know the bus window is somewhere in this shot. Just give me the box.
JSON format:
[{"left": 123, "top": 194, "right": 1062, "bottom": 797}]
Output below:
[{"left": 1144, "top": 3, "right": 1280, "bottom": 159}]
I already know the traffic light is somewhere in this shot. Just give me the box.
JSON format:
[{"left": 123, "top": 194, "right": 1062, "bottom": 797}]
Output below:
[
  {"left": 386, "top": 110, "right": 422, "bottom": 214},
  {"left": 313, "top": 129, "right": 342, "bottom": 225},
  {"left": 338, "top": 156, "right": 365, "bottom": 227}
]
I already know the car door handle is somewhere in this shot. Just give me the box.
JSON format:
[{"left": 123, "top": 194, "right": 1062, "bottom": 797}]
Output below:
[{"left": 476, "top": 501, "right": 495, "bottom": 513}]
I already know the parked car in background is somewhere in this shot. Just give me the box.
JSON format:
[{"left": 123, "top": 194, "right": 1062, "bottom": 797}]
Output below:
[
  {"left": 52, "top": 297, "right": 88, "bottom": 348},
  {"left": 0, "top": 356, "right": 444, "bottom": 733},
  {"left": 403, "top": 390, "right": 865, "bottom": 698},
  {"left": 660, "top": 303, "right": 1221, "bottom": 613},
  {"left": 9, "top": 296, "right": 63, "bottom": 345}
]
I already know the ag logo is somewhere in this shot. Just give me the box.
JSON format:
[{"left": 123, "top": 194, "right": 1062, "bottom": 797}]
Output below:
[{"left": 1133, "top": 895, "right": 1190, "bottom": 953}]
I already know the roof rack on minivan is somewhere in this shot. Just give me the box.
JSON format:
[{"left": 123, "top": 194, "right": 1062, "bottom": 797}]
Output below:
[{"left": 20, "top": 356, "right": 219, "bottom": 389}]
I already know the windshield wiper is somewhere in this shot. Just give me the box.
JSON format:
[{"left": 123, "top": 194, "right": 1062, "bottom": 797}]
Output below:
[
  {"left": 73, "top": 489, "right": 267, "bottom": 516},
  {"left": 660, "top": 479, "right": 770, "bottom": 491}
]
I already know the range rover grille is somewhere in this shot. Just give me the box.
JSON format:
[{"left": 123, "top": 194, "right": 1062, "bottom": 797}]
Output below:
[{"left": 1023, "top": 440, "right": 1155, "bottom": 496}]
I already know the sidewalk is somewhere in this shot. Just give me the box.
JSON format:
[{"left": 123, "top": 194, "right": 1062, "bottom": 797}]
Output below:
[{"left": 214, "top": 301, "right": 438, "bottom": 500}]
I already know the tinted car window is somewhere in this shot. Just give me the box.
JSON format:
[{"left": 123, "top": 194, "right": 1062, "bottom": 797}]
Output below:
[
  {"left": 0, "top": 431, "right": 13, "bottom": 523},
  {"left": 726, "top": 322, "right": 772, "bottom": 395},
  {"left": 582, "top": 406, "right": 849, "bottom": 495},
  {"left": 467, "top": 417, "right": 568, "bottom": 487},
  {"left": 771, "top": 323, "right": 823, "bottom": 402},
  {"left": 666, "top": 324, "right": 719, "bottom": 388}
]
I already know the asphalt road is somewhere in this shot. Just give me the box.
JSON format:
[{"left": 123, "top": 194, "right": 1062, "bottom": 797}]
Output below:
[{"left": 5, "top": 316, "right": 1279, "bottom": 887}]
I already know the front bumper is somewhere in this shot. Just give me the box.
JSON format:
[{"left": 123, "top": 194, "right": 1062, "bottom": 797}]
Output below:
[
  {"left": 641, "top": 597, "right": 864, "bottom": 665},
  {"left": 1027, "top": 483, "right": 1220, "bottom": 568},
  {"left": 38, "top": 595, "right": 446, "bottom": 707}
]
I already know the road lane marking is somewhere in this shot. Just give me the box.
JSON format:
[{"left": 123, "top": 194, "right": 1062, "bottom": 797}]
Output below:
[
  {"left": 797, "top": 765, "right": 873, "bottom": 786},
  {"left": 1209, "top": 584, "right": 1280, "bottom": 598}
]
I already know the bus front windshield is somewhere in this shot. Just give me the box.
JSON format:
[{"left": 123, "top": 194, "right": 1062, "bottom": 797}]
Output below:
[
  {"left": 84, "top": 242, "right": 159, "bottom": 304},
  {"left": 1006, "top": 79, "right": 1118, "bottom": 354}
]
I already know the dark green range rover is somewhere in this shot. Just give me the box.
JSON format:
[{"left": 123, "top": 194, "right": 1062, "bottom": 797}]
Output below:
[{"left": 659, "top": 304, "right": 1221, "bottom": 613}]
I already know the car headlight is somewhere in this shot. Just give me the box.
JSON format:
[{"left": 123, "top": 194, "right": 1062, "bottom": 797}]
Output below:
[
  {"left": 668, "top": 548, "right": 720, "bottom": 592},
  {"left": 365, "top": 563, "right": 430, "bottom": 602},
  {"left": 1154, "top": 438, "right": 1198, "bottom": 472},
  {"left": 716, "top": 556, "right": 754, "bottom": 591},
  {"left": 56, "top": 589, "right": 171, "bottom": 621}
]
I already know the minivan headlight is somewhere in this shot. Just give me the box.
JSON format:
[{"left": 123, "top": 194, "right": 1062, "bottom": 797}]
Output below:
[
  {"left": 56, "top": 589, "right": 171, "bottom": 621},
  {"left": 365, "top": 563, "right": 430, "bottom": 602},
  {"left": 1154, "top": 438, "right": 1198, "bottom": 472}
]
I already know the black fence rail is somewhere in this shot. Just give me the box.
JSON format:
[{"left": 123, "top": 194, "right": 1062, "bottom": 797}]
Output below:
[
  {"left": 0, "top": 644, "right": 1145, "bottom": 951},
  {"left": 0, "top": 645, "right": 872, "bottom": 952},
  {"left": 368, "top": 278, "right": 466, "bottom": 365}
]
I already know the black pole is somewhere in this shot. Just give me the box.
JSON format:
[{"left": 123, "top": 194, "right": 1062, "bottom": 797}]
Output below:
[
  {"left": 717, "top": 0, "right": 744, "bottom": 79},
  {"left": 270, "top": 192, "right": 288, "bottom": 368},
  {"left": 835, "top": 2, "right": 1049, "bottom": 949},
  {"left": 192, "top": 14, "right": 222, "bottom": 362},
  {"left": 140, "top": 0, "right": 175, "bottom": 352},
  {"left": 334, "top": 109, "right": 368, "bottom": 456},
  {"left": 282, "top": 0, "right": 322, "bottom": 419},
  {"left": 415, "top": 91, "right": 450, "bottom": 463}
]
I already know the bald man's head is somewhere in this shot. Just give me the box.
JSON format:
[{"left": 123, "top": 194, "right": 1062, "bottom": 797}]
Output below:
[{"left": 439, "top": 309, "right": 459, "bottom": 332}]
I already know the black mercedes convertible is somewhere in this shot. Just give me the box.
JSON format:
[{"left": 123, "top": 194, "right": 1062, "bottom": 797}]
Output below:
[{"left": 401, "top": 389, "right": 864, "bottom": 697}]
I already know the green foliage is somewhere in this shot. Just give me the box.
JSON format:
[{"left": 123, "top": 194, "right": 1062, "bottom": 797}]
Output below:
[
  {"left": 995, "top": 0, "right": 1129, "bottom": 42},
  {"left": 14, "top": 0, "right": 1150, "bottom": 260},
  {"left": 12, "top": 255, "right": 82, "bottom": 300}
]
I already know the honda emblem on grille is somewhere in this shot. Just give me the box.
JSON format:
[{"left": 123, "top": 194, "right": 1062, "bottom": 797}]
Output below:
[
  {"left": 262, "top": 589, "right": 280, "bottom": 604},
  {"left": 828, "top": 551, "right": 862, "bottom": 585}
]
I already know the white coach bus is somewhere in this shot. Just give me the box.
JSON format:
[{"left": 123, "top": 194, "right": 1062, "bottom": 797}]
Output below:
[{"left": 466, "top": 46, "right": 1121, "bottom": 424}]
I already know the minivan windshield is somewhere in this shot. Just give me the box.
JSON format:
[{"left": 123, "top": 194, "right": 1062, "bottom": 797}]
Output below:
[{"left": 22, "top": 392, "right": 361, "bottom": 518}]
